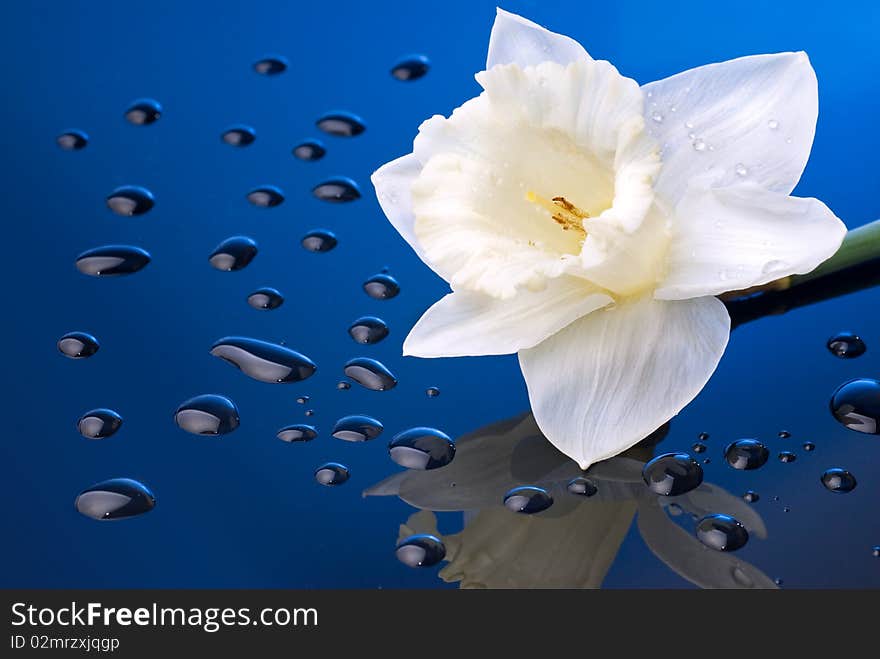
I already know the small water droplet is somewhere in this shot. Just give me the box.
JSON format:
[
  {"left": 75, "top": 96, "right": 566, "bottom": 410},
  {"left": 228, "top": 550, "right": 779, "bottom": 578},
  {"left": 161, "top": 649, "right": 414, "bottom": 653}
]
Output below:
[
  {"left": 77, "top": 408, "right": 123, "bottom": 439},
  {"left": 314, "top": 462, "right": 349, "bottom": 486},
  {"left": 692, "top": 442, "right": 706, "bottom": 454},
  {"left": 106, "top": 185, "right": 155, "bottom": 216},
  {"left": 696, "top": 514, "right": 749, "bottom": 552},
  {"left": 872, "top": 546, "right": 880, "bottom": 557},
  {"left": 778, "top": 451, "right": 797, "bottom": 463},
  {"left": 301, "top": 229, "right": 338, "bottom": 252},
  {"left": 348, "top": 316, "right": 389, "bottom": 345},
  {"left": 743, "top": 490, "right": 760, "bottom": 503},
  {"left": 642, "top": 453, "right": 704, "bottom": 496},
  {"left": 698, "top": 432, "right": 709, "bottom": 441},
  {"left": 425, "top": 386, "right": 440, "bottom": 398},
  {"left": 651, "top": 111, "right": 663, "bottom": 123},
  {"left": 803, "top": 441, "right": 815, "bottom": 452},
  {"left": 785, "top": 137, "right": 792, "bottom": 144},
  {"left": 396, "top": 534, "right": 445, "bottom": 567},
  {"left": 304, "top": 409, "right": 315, "bottom": 417},
  {"left": 692, "top": 137, "right": 706, "bottom": 151},
  {"left": 75, "top": 245, "right": 151, "bottom": 277},
  {"left": 821, "top": 467, "right": 857, "bottom": 493},
  {"left": 253, "top": 55, "right": 287, "bottom": 75},
  {"left": 75, "top": 478, "right": 156, "bottom": 520},
  {"left": 292, "top": 140, "right": 326, "bottom": 161},
  {"left": 246, "top": 186, "right": 284, "bottom": 207},
  {"left": 332, "top": 414, "right": 383, "bottom": 442},
  {"left": 277, "top": 424, "right": 318, "bottom": 442},
  {"left": 389, "top": 427, "right": 455, "bottom": 470},
  {"left": 56, "top": 130, "right": 88, "bottom": 150},
  {"left": 58, "top": 331, "right": 99, "bottom": 359},
  {"left": 503, "top": 486, "right": 553, "bottom": 514},
  {"left": 247, "top": 287, "right": 284, "bottom": 310},
  {"left": 174, "top": 395, "right": 239, "bottom": 435},
  {"left": 363, "top": 273, "right": 400, "bottom": 300},
  {"left": 667, "top": 503, "right": 684, "bottom": 516},
  {"left": 221, "top": 125, "right": 256, "bottom": 147},
  {"left": 124, "top": 99, "right": 162, "bottom": 125},
  {"left": 774, "top": 578, "right": 784, "bottom": 586},
  {"left": 316, "top": 111, "right": 365, "bottom": 137},
  {"left": 778, "top": 430, "right": 791, "bottom": 439},
  {"left": 783, "top": 506, "right": 791, "bottom": 513},
  {"left": 734, "top": 163, "right": 748, "bottom": 176},
  {"left": 684, "top": 121, "right": 694, "bottom": 129},
  {"left": 210, "top": 336, "right": 317, "bottom": 384},
  {"left": 296, "top": 396, "right": 310, "bottom": 405},
  {"left": 767, "top": 119, "right": 779, "bottom": 130},
  {"left": 830, "top": 378, "right": 880, "bottom": 433},
  {"left": 209, "top": 236, "right": 258, "bottom": 271},
  {"left": 827, "top": 332, "right": 866, "bottom": 358},
  {"left": 312, "top": 177, "right": 361, "bottom": 203},
  {"left": 336, "top": 381, "right": 351, "bottom": 390},
  {"left": 567, "top": 476, "right": 598, "bottom": 497},
  {"left": 391, "top": 54, "right": 431, "bottom": 81},
  {"left": 724, "top": 439, "right": 769, "bottom": 470},
  {"left": 343, "top": 357, "right": 398, "bottom": 391}
]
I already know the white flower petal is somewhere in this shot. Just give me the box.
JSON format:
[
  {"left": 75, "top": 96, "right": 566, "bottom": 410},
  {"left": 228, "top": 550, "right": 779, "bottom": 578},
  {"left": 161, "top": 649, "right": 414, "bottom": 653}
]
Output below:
[
  {"left": 655, "top": 182, "right": 846, "bottom": 300},
  {"left": 643, "top": 52, "right": 818, "bottom": 205},
  {"left": 486, "top": 8, "right": 592, "bottom": 70},
  {"left": 518, "top": 295, "right": 730, "bottom": 470},
  {"left": 404, "top": 277, "right": 612, "bottom": 358}
]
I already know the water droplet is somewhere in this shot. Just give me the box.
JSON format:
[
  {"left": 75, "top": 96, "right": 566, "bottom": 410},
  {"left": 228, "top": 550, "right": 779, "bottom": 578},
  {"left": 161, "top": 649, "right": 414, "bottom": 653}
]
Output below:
[
  {"left": 106, "top": 185, "right": 155, "bottom": 216},
  {"left": 301, "top": 229, "right": 338, "bottom": 253},
  {"left": 425, "top": 386, "right": 440, "bottom": 398},
  {"left": 803, "top": 441, "right": 816, "bottom": 452},
  {"left": 77, "top": 408, "right": 123, "bottom": 439},
  {"left": 246, "top": 186, "right": 284, "bottom": 207},
  {"left": 210, "top": 336, "right": 317, "bottom": 384},
  {"left": 830, "top": 378, "right": 880, "bottom": 434},
  {"left": 292, "top": 140, "right": 326, "bottom": 161},
  {"left": 703, "top": 458, "right": 712, "bottom": 464},
  {"left": 667, "top": 503, "right": 684, "bottom": 516},
  {"left": 316, "top": 111, "right": 365, "bottom": 137},
  {"left": 651, "top": 111, "right": 663, "bottom": 123},
  {"left": 348, "top": 316, "right": 389, "bottom": 345},
  {"left": 315, "top": 462, "right": 349, "bottom": 486},
  {"left": 312, "top": 177, "right": 361, "bottom": 203},
  {"left": 174, "top": 395, "right": 240, "bottom": 435},
  {"left": 503, "top": 486, "right": 554, "bottom": 514},
  {"left": 696, "top": 514, "right": 749, "bottom": 552},
  {"left": 75, "top": 478, "right": 156, "bottom": 520},
  {"left": 343, "top": 357, "right": 398, "bottom": 391},
  {"left": 767, "top": 119, "right": 779, "bottom": 130},
  {"left": 774, "top": 578, "right": 784, "bottom": 586},
  {"left": 698, "top": 432, "right": 710, "bottom": 441},
  {"left": 778, "top": 430, "right": 791, "bottom": 439},
  {"left": 827, "top": 332, "right": 866, "bottom": 358},
  {"left": 872, "top": 546, "right": 880, "bottom": 558},
  {"left": 567, "top": 476, "right": 598, "bottom": 497},
  {"left": 253, "top": 55, "right": 287, "bottom": 75},
  {"left": 295, "top": 396, "right": 310, "bottom": 405},
  {"left": 221, "top": 125, "right": 256, "bottom": 146},
  {"left": 75, "top": 245, "right": 151, "bottom": 277},
  {"left": 684, "top": 121, "right": 694, "bottom": 129},
  {"left": 247, "top": 287, "right": 283, "bottom": 310},
  {"left": 389, "top": 427, "right": 455, "bottom": 470},
  {"left": 396, "top": 534, "right": 445, "bottom": 567},
  {"left": 331, "top": 414, "right": 383, "bottom": 442},
  {"left": 821, "top": 468, "right": 857, "bottom": 493},
  {"left": 785, "top": 137, "right": 792, "bottom": 144},
  {"left": 58, "top": 331, "right": 99, "bottom": 359},
  {"left": 336, "top": 381, "right": 351, "bottom": 390},
  {"left": 778, "top": 451, "right": 797, "bottom": 463},
  {"left": 124, "top": 99, "right": 162, "bottom": 125},
  {"left": 724, "top": 439, "right": 769, "bottom": 470},
  {"left": 734, "top": 163, "right": 748, "bottom": 176},
  {"left": 692, "top": 443, "right": 706, "bottom": 454},
  {"left": 277, "top": 424, "right": 318, "bottom": 442},
  {"left": 692, "top": 138, "right": 706, "bottom": 152},
  {"left": 743, "top": 490, "right": 760, "bottom": 503},
  {"left": 209, "top": 236, "right": 258, "bottom": 271},
  {"left": 56, "top": 130, "right": 88, "bottom": 150},
  {"left": 391, "top": 54, "right": 431, "bottom": 81},
  {"left": 363, "top": 273, "right": 400, "bottom": 300},
  {"left": 642, "top": 453, "right": 703, "bottom": 496}
]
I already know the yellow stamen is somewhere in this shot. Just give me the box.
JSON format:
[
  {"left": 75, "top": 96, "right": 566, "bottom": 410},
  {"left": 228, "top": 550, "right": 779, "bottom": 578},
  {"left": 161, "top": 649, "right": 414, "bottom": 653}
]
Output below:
[{"left": 525, "top": 191, "right": 588, "bottom": 236}]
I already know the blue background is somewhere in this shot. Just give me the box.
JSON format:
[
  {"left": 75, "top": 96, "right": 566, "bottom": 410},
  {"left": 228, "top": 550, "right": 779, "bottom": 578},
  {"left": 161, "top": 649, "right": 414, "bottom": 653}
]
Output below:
[{"left": 1, "top": 0, "right": 879, "bottom": 587}]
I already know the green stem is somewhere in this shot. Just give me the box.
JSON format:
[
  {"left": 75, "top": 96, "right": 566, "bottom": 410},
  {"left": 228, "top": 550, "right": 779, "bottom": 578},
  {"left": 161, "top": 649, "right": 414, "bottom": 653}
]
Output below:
[{"left": 788, "top": 218, "right": 880, "bottom": 288}]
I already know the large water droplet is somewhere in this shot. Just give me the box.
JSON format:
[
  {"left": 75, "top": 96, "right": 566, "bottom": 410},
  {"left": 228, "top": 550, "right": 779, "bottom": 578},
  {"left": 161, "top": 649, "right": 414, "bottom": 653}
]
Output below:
[
  {"left": 396, "top": 534, "right": 446, "bottom": 567},
  {"left": 343, "top": 357, "right": 398, "bottom": 391},
  {"left": 174, "top": 395, "right": 240, "bottom": 435},
  {"left": 246, "top": 186, "right": 284, "bottom": 207},
  {"left": 642, "top": 453, "right": 703, "bottom": 496},
  {"left": 253, "top": 55, "right": 287, "bottom": 75},
  {"left": 830, "top": 378, "right": 880, "bottom": 434},
  {"left": 209, "top": 236, "right": 258, "bottom": 271},
  {"left": 821, "top": 468, "right": 857, "bottom": 493},
  {"left": 388, "top": 427, "right": 455, "bottom": 470},
  {"left": 75, "top": 478, "right": 156, "bottom": 520},
  {"left": 124, "top": 99, "right": 162, "bottom": 125},
  {"left": 221, "top": 125, "right": 256, "bottom": 147},
  {"left": 246, "top": 287, "right": 283, "bottom": 310},
  {"left": 503, "top": 486, "right": 554, "bottom": 514},
  {"left": 316, "top": 111, "right": 365, "bottom": 137},
  {"left": 315, "top": 462, "right": 349, "bottom": 486},
  {"left": 292, "top": 140, "right": 326, "bottom": 161},
  {"left": 312, "top": 177, "right": 361, "bottom": 203},
  {"left": 75, "top": 245, "right": 151, "bottom": 276},
  {"left": 57, "top": 331, "right": 99, "bottom": 359},
  {"left": 301, "top": 229, "right": 338, "bottom": 252},
  {"left": 723, "top": 439, "right": 769, "bottom": 470},
  {"left": 77, "top": 408, "right": 123, "bottom": 439},
  {"left": 277, "top": 424, "right": 318, "bottom": 442},
  {"left": 391, "top": 54, "right": 431, "bottom": 81},
  {"left": 827, "top": 332, "right": 866, "bottom": 358},
  {"left": 56, "top": 130, "right": 88, "bottom": 150},
  {"left": 696, "top": 514, "right": 749, "bottom": 552},
  {"left": 567, "top": 476, "right": 598, "bottom": 497},
  {"left": 106, "top": 185, "right": 155, "bottom": 216},
  {"left": 348, "top": 316, "right": 389, "bottom": 344},
  {"left": 210, "top": 336, "right": 317, "bottom": 384},
  {"left": 363, "top": 273, "right": 400, "bottom": 300},
  {"left": 331, "top": 414, "right": 383, "bottom": 442}
]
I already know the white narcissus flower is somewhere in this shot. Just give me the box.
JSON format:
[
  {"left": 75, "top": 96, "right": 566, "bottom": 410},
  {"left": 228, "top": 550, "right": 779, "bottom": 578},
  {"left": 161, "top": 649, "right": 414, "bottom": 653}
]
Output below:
[{"left": 371, "top": 9, "right": 846, "bottom": 470}]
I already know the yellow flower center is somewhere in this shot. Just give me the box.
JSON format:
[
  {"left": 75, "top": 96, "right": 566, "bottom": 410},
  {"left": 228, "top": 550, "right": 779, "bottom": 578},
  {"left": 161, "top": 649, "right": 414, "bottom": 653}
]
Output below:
[{"left": 525, "top": 191, "right": 589, "bottom": 238}]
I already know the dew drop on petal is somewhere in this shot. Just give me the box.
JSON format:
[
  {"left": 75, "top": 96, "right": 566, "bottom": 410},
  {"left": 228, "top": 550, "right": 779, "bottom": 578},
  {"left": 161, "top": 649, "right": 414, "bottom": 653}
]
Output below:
[
  {"left": 734, "top": 163, "right": 748, "bottom": 177},
  {"left": 767, "top": 119, "right": 779, "bottom": 130},
  {"left": 692, "top": 138, "right": 706, "bottom": 152}
]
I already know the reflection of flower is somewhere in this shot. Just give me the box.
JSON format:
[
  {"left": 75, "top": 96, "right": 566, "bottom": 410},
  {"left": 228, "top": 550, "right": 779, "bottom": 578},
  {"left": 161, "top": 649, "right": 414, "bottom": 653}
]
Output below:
[
  {"left": 365, "top": 413, "right": 777, "bottom": 589},
  {"left": 371, "top": 9, "right": 845, "bottom": 470}
]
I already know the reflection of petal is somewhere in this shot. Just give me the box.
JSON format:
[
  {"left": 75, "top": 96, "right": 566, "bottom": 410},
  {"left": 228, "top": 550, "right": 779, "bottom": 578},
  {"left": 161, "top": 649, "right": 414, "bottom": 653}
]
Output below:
[
  {"left": 636, "top": 500, "right": 777, "bottom": 589},
  {"left": 663, "top": 482, "right": 768, "bottom": 539}
]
